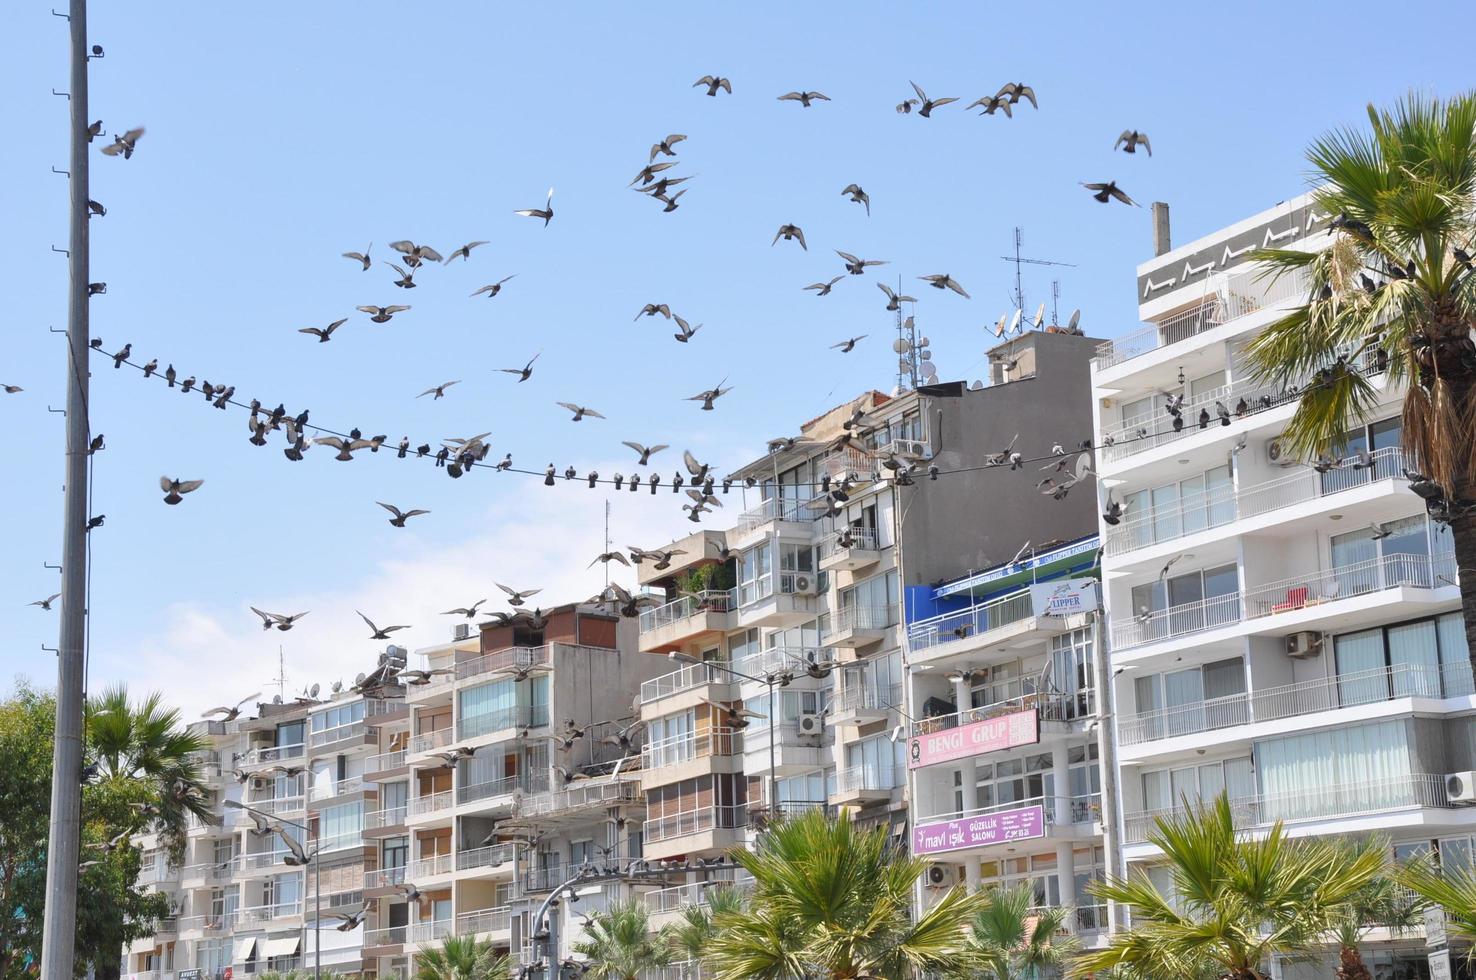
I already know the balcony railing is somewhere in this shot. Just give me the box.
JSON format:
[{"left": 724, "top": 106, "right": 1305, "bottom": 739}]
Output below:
[
  {"left": 908, "top": 589, "right": 1034, "bottom": 650},
  {"left": 251, "top": 794, "right": 305, "bottom": 816},
  {"left": 832, "top": 684, "right": 902, "bottom": 717},
  {"left": 734, "top": 646, "right": 824, "bottom": 680},
  {"left": 456, "top": 843, "right": 520, "bottom": 871},
  {"left": 180, "top": 862, "right": 234, "bottom": 884},
  {"left": 1093, "top": 266, "right": 1309, "bottom": 370},
  {"left": 638, "top": 590, "right": 737, "bottom": 636},
  {"left": 822, "top": 605, "right": 894, "bottom": 641},
  {"left": 408, "top": 727, "right": 454, "bottom": 755},
  {"left": 1120, "top": 661, "right": 1476, "bottom": 746},
  {"left": 454, "top": 644, "right": 551, "bottom": 682},
  {"left": 910, "top": 688, "right": 1095, "bottom": 738},
  {"left": 365, "top": 748, "right": 407, "bottom": 774},
  {"left": 236, "top": 901, "right": 303, "bottom": 926},
  {"left": 364, "top": 865, "right": 408, "bottom": 889},
  {"left": 365, "top": 697, "right": 405, "bottom": 718},
  {"left": 310, "top": 776, "right": 363, "bottom": 802},
  {"left": 644, "top": 803, "right": 750, "bottom": 843},
  {"left": 408, "top": 788, "right": 454, "bottom": 817},
  {"left": 516, "top": 778, "right": 640, "bottom": 819},
  {"left": 177, "top": 912, "right": 234, "bottom": 933},
  {"left": 457, "top": 703, "right": 547, "bottom": 741},
  {"left": 1124, "top": 774, "right": 1451, "bottom": 844},
  {"left": 237, "top": 743, "right": 305, "bottom": 767},
  {"left": 456, "top": 906, "right": 511, "bottom": 937},
  {"left": 310, "top": 720, "right": 366, "bottom": 749},
  {"left": 834, "top": 765, "right": 899, "bottom": 794},
  {"left": 407, "top": 918, "right": 455, "bottom": 945},
  {"left": 818, "top": 526, "right": 881, "bottom": 559},
  {"left": 410, "top": 853, "right": 455, "bottom": 879},
  {"left": 735, "top": 496, "right": 810, "bottom": 532},
  {"left": 1112, "top": 553, "right": 1458, "bottom": 652},
  {"left": 363, "top": 924, "right": 407, "bottom": 947},
  {"left": 365, "top": 804, "right": 408, "bottom": 830},
  {"left": 1104, "top": 447, "right": 1407, "bottom": 557},
  {"left": 457, "top": 771, "right": 547, "bottom": 806},
  {"left": 640, "top": 659, "right": 734, "bottom": 703},
  {"left": 640, "top": 727, "right": 743, "bottom": 769},
  {"left": 643, "top": 871, "right": 753, "bottom": 915},
  {"left": 234, "top": 850, "right": 288, "bottom": 873}
]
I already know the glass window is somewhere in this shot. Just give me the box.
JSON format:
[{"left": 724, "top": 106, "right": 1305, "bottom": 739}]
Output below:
[
  {"left": 1254, "top": 719, "right": 1412, "bottom": 820},
  {"left": 275, "top": 720, "right": 305, "bottom": 749},
  {"left": 739, "top": 543, "right": 773, "bottom": 605}
]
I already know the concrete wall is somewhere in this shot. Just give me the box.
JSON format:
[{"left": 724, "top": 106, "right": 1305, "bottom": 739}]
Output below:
[{"left": 900, "top": 331, "right": 1103, "bottom": 587}]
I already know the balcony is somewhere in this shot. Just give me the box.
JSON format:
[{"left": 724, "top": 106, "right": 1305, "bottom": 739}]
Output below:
[
  {"left": 407, "top": 788, "right": 454, "bottom": 821},
  {"left": 743, "top": 723, "right": 828, "bottom": 775},
  {"left": 827, "top": 684, "right": 901, "bottom": 725},
  {"left": 311, "top": 720, "right": 368, "bottom": 751},
  {"left": 1104, "top": 447, "right": 1407, "bottom": 559},
  {"left": 456, "top": 843, "right": 520, "bottom": 873},
  {"left": 1112, "top": 553, "right": 1458, "bottom": 653},
  {"left": 734, "top": 646, "right": 826, "bottom": 682},
  {"left": 454, "top": 644, "right": 551, "bottom": 683},
  {"left": 909, "top": 692, "right": 1093, "bottom": 769},
  {"left": 365, "top": 748, "right": 407, "bottom": 778},
  {"left": 456, "top": 703, "right": 548, "bottom": 742},
  {"left": 234, "top": 850, "right": 290, "bottom": 875},
  {"left": 235, "top": 742, "right": 306, "bottom": 771},
  {"left": 410, "top": 852, "right": 455, "bottom": 880},
  {"left": 310, "top": 775, "right": 365, "bottom": 804},
  {"left": 818, "top": 526, "right": 883, "bottom": 573},
  {"left": 829, "top": 765, "right": 898, "bottom": 806},
  {"left": 456, "top": 906, "right": 511, "bottom": 939},
  {"left": 736, "top": 573, "right": 820, "bottom": 629},
  {"left": 644, "top": 803, "right": 750, "bottom": 845},
  {"left": 365, "top": 697, "right": 408, "bottom": 725},
  {"left": 179, "top": 862, "right": 233, "bottom": 888},
  {"left": 318, "top": 829, "right": 367, "bottom": 855},
  {"left": 1123, "top": 774, "right": 1452, "bottom": 845},
  {"left": 250, "top": 794, "right": 306, "bottom": 817},
  {"left": 407, "top": 918, "right": 455, "bottom": 946},
  {"left": 822, "top": 606, "right": 894, "bottom": 652},
  {"left": 364, "top": 804, "right": 408, "bottom": 837},
  {"left": 640, "top": 660, "right": 737, "bottom": 706},
  {"left": 363, "top": 924, "right": 407, "bottom": 950},
  {"left": 513, "top": 778, "right": 640, "bottom": 824},
  {"left": 409, "top": 727, "right": 454, "bottom": 755},
  {"left": 912, "top": 794, "right": 1100, "bottom": 857},
  {"left": 364, "top": 865, "right": 408, "bottom": 890},
  {"left": 1119, "top": 662, "right": 1476, "bottom": 749},
  {"left": 177, "top": 912, "right": 233, "bottom": 936},
  {"left": 640, "top": 727, "right": 743, "bottom": 777},
  {"left": 643, "top": 870, "right": 754, "bottom": 921},
  {"left": 733, "top": 496, "right": 811, "bottom": 535},
  {"left": 236, "top": 901, "right": 303, "bottom": 927},
  {"left": 458, "top": 771, "right": 547, "bottom": 810},
  {"left": 1093, "top": 265, "right": 1308, "bottom": 372},
  {"left": 637, "top": 591, "right": 736, "bottom": 652},
  {"left": 907, "top": 589, "right": 1066, "bottom": 669}
]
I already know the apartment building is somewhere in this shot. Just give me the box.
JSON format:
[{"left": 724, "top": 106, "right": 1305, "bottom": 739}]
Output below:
[
  {"left": 1093, "top": 195, "right": 1471, "bottom": 976},
  {"left": 397, "top": 604, "right": 665, "bottom": 975},
  {"left": 126, "top": 671, "right": 405, "bottom": 980},
  {"left": 632, "top": 330, "right": 1103, "bottom": 937}
]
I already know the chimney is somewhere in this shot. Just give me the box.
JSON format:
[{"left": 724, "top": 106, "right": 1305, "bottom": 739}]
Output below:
[{"left": 1152, "top": 202, "right": 1171, "bottom": 256}]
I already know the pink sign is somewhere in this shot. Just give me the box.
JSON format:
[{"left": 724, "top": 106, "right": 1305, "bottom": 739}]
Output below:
[
  {"left": 912, "top": 804, "right": 1046, "bottom": 855},
  {"left": 908, "top": 708, "right": 1038, "bottom": 769}
]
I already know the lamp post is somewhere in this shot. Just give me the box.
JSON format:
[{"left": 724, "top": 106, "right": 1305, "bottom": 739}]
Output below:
[{"left": 224, "top": 800, "right": 322, "bottom": 979}]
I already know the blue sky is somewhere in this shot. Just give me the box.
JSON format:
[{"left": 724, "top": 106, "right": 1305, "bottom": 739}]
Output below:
[{"left": 2, "top": 1, "right": 1471, "bottom": 713}]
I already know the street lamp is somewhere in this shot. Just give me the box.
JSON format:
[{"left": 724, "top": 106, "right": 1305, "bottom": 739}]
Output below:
[
  {"left": 223, "top": 799, "right": 322, "bottom": 980},
  {"left": 664, "top": 650, "right": 835, "bottom": 817}
]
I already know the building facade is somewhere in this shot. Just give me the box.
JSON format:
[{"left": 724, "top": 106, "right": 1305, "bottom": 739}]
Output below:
[{"left": 1093, "top": 193, "right": 1470, "bottom": 976}]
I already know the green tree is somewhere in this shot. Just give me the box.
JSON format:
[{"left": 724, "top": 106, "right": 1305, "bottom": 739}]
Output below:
[
  {"left": 661, "top": 886, "right": 745, "bottom": 977},
  {"left": 948, "top": 882, "right": 1077, "bottom": 980},
  {"left": 1329, "top": 849, "right": 1420, "bottom": 980},
  {"left": 1398, "top": 858, "right": 1476, "bottom": 948},
  {"left": 705, "top": 807, "right": 984, "bottom": 979},
  {"left": 1071, "top": 796, "right": 1386, "bottom": 980},
  {"left": 1245, "top": 91, "right": 1476, "bottom": 658},
  {"left": 413, "top": 935, "right": 511, "bottom": 980},
  {"left": 570, "top": 899, "right": 670, "bottom": 980}
]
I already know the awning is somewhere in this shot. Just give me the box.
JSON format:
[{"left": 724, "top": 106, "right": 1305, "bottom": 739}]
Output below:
[
  {"left": 232, "top": 937, "right": 257, "bottom": 963},
  {"left": 262, "top": 936, "right": 300, "bottom": 958}
]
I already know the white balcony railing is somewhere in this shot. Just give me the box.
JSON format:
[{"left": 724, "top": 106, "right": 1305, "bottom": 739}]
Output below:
[
  {"left": 251, "top": 794, "right": 305, "bottom": 816},
  {"left": 408, "top": 727, "right": 454, "bottom": 755},
  {"left": 310, "top": 720, "right": 365, "bottom": 749},
  {"left": 644, "top": 803, "right": 750, "bottom": 844},
  {"left": 1104, "top": 448, "right": 1407, "bottom": 557},
  {"left": 365, "top": 804, "right": 408, "bottom": 831},
  {"left": 818, "top": 526, "right": 881, "bottom": 559},
  {"left": 237, "top": 742, "right": 305, "bottom": 767},
  {"left": 822, "top": 605, "right": 894, "bottom": 641},
  {"left": 408, "top": 788, "right": 454, "bottom": 817},
  {"left": 910, "top": 688, "right": 1096, "bottom": 739},
  {"left": 735, "top": 496, "right": 810, "bottom": 532},
  {"left": 734, "top": 646, "right": 825, "bottom": 680},
  {"left": 908, "top": 589, "right": 1034, "bottom": 650},
  {"left": 919, "top": 793, "right": 1102, "bottom": 831},
  {"left": 364, "top": 865, "right": 408, "bottom": 889},
  {"left": 643, "top": 871, "right": 753, "bottom": 915},
  {"left": 1120, "top": 661, "right": 1476, "bottom": 746},
  {"left": 407, "top": 918, "right": 455, "bottom": 945},
  {"left": 830, "top": 684, "right": 902, "bottom": 717},
  {"left": 456, "top": 905, "right": 511, "bottom": 937},
  {"left": 1112, "top": 553, "right": 1457, "bottom": 652},
  {"left": 1124, "top": 774, "right": 1451, "bottom": 844},
  {"left": 365, "top": 748, "right": 407, "bottom": 774},
  {"left": 640, "top": 727, "right": 743, "bottom": 769},
  {"left": 177, "top": 912, "right": 234, "bottom": 934},
  {"left": 640, "top": 660, "right": 734, "bottom": 703},
  {"left": 310, "top": 776, "right": 363, "bottom": 802},
  {"left": 456, "top": 843, "right": 520, "bottom": 871},
  {"left": 517, "top": 778, "right": 640, "bottom": 819},
  {"left": 638, "top": 590, "right": 737, "bottom": 636},
  {"left": 236, "top": 901, "right": 303, "bottom": 926},
  {"left": 1093, "top": 266, "right": 1309, "bottom": 370},
  {"left": 454, "top": 644, "right": 551, "bottom": 682},
  {"left": 363, "top": 924, "right": 407, "bottom": 947},
  {"left": 834, "top": 765, "right": 899, "bottom": 794},
  {"left": 457, "top": 771, "right": 547, "bottom": 806},
  {"left": 410, "top": 853, "right": 455, "bottom": 879},
  {"left": 457, "top": 703, "right": 548, "bottom": 741}
]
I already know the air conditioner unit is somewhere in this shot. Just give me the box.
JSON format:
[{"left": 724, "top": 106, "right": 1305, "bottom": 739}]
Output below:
[
  {"left": 251, "top": 778, "right": 267, "bottom": 791},
  {"left": 926, "top": 864, "right": 957, "bottom": 888},
  {"left": 796, "top": 713, "right": 823, "bottom": 736},
  {"left": 890, "top": 439, "right": 929, "bottom": 459},
  {"left": 1448, "top": 772, "right": 1476, "bottom": 804},
  {"left": 1265, "top": 437, "right": 1293, "bottom": 467},
  {"left": 453, "top": 623, "right": 472, "bottom": 641},
  {"left": 790, "top": 574, "right": 815, "bottom": 595},
  {"left": 1285, "top": 631, "right": 1323, "bottom": 659}
]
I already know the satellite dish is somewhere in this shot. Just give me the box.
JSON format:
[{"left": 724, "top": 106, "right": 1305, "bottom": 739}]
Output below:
[
  {"left": 1068, "top": 309, "right": 1082, "bottom": 333},
  {"left": 903, "top": 316, "right": 915, "bottom": 330},
  {"left": 309, "top": 682, "right": 320, "bottom": 699},
  {"left": 970, "top": 380, "right": 985, "bottom": 390},
  {"left": 920, "top": 349, "right": 932, "bottom": 361},
  {"left": 1009, "top": 309, "right": 1023, "bottom": 334},
  {"left": 331, "top": 680, "right": 343, "bottom": 694},
  {"left": 993, "top": 315, "right": 1007, "bottom": 338},
  {"left": 272, "top": 694, "right": 283, "bottom": 704},
  {"left": 898, "top": 358, "right": 913, "bottom": 372},
  {"left": 892, "top": 338, "right": 912, "bottom": 354},
  {"left": 1033, "top": 303, "right": 1045, "bottom": 329},
  {"left": 920, "top": 362, "right": 938, "bottom": 381},
  {"left": 355, "top": 672, "right": 366, "bottom": 686},
  {"left": 919, "top": 336, "right": 930, "bottom": 347}
]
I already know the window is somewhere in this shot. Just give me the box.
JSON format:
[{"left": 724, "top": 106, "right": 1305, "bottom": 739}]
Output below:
[
  {"left": 382, "top": 836, "right": 408, "bottom": 870},
  {"left": 1254, "top": 719, "right": 1413, "bottom": 820},
  {"left": 1133, "top": 658, "right": 1246, "bottom": 737},
  {"left": 747, "top": 689, "right": 823, "bottom": 728},
  {"left": 569, "top": 839, "right": 594, "bottom": 868},
  {"left": 318, "top": 801, "right": 364, "bottom": 848},
  {"left": 458, "top": 678, "right": 519, "bottom": 738},
  {"left": 843, "top": 736, "right": 903, "bottom": 790},
  {"left": 839, "top": 570, "right": 898, "bottom": 629},
  {"left": 739, "top": 543, "right": 772, "bottom": 605},
  {"left": 777, "top": 543, "right": 814, "bottom": 594},
  {"left": 646, "top": 710, "right": 696, "bottom": 765},
  {"left": 955, "top": 752, "right": 1055, "bottom": 813},
  {"left": 275, "top": 720, "right": 305, "bottom": 749},
  {"left": 1141, "top": 756, "right": 1254, "bottom": 815},
  {"left": 382, "top": 782, "right": 409, "bottom": 821},
  {"left": 1331, "top": 514, "right": 1448, "bottom": 594},
  {"left": 1322, "top": 417, "right": 1403, "bottom": 492},
  {"left": 1130, "top": 563, "right": 1239, "bottom": 639},
  {"left": 1333, "top": 612, "right": 1469, "bottom": 703},
  {"left": 774, "top": 771, "right": 829, "bottom": 809},
  {"left": 1049, "top": 628, "right": 1095, "bottom": 719},
  {"left": 311, "top": 701, "right": 364, "bottom": 733}
]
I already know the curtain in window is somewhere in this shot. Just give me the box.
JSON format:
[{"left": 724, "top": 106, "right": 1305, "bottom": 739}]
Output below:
[
  {"left": 1387, "top": 621, "right": 1441, "bottom": 697},
  {"left": 1163, "top": 669, "right": 1204, "bottom": 737},
  {"left": 1330, "top": 530, "right": 1379, "bottom": 599},
  {"left": 1206, "top": 465, "right": 1235, "bottom": 528},
  {"left": 1335, "top": 629, "right": 1386, "bottom": 706},
  {"left": 1255, "top": 719, "right": 1411, "bottom": 821},
  {"left": 1439, "top": 613, "right": 1473, "bottom": 696}
]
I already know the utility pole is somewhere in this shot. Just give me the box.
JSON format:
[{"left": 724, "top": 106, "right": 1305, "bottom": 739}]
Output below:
[
  {"left": 41, "top": 1, "right": 92, "bottom": 978},
  {"left": 1089, "top": 607, "right": 1126, "bottom": 933}
]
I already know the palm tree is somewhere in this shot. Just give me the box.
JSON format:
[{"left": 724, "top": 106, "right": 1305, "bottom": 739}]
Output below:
[
  {"left": 571, "top": 898, "right": 671, "bottom": 980},
  {"left": 86, "top": 684, "right": 210, "bottom": 855},
  {"left": 1329, "top": 849, "right": 1421, "bottom": 980},
  {"left": 1071, "top": 796, "right": 1387, "bottom": 980},
  {"left": 414, "top": 934, "right": 512, "bottom": 980},
  {"left": 1245, "top": 91, "right": 1476, "bottom": 659},
  {"left": 949, "top": 882, "right": 1077, "bottom": 980},
  {"left": 662, "top": 886, "right": 746, "bottom": 977},
  {"left": 1399, "top": 857, "right": 1476, "bottom": 946},
  {"left": 705, "top": 807, "right": 985, "bottom": 979}
]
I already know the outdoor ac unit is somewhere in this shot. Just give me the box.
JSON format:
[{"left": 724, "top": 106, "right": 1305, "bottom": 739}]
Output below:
[
  {"left": 1447, "top": 772, "right": 1476, "bottom": 804},
  {"left": 797, "top": 713, "right": 823, "bottom": 736},
  {"left": 791, "top": 574, "right": 815, "bottom": 595},
  {"left": 926, "top": 864, "right": 957, "bottom": 888},
  {"left": 891, "top": 439, "right": 929, "bottom": 459},
  {"left": 1285, "top": 631, "right": 1322, "bottom": 659},
  {"left": 251, "top": 778, "right": 267, "bottom": 791},
  {"left": 1265, "top": 437, "right": 1293, "bottom": 467},
  {"left": 453, "top": 623, "right": 472, "bottom": 641}
]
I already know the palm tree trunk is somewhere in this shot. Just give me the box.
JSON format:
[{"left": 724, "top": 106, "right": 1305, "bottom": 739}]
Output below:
[
  {"left": 1450, "top": 501, "right": 1476, "bottom": 675},
  {"left": 1334, "top": 944, "right": 1373, "bottom": 980}
]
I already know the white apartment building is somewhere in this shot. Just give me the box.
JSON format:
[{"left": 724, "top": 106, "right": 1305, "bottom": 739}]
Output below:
[{"left": 1093, "top": 195, "right": 1471, "bottom": 976}]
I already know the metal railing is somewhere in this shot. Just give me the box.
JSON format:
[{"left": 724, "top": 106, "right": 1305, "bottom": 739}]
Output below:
[
  {"left": 251, "top": 794, "right": 305, "bottom": 816},
  {"left": 365, "top": 804, "right": 408, "bottom": 830},
  {"left": 1120, "top": 661, "right": 1476, "bottom": 745},
  {"left": 310, "top": 720, "right": 366, "bottom": 748},
  {"left": 644, "top": 803, "right": 751, "bottom": 844},
  {"left": 410, "top": 853, "right": 455, "bottom": 879},
  {"left": 1111, "top": 553, "right": 1458, "bottom": 651},
  {"left": 365, "top": 748, "right": 407, "bottom": 774},
  {"left": 406, "top": 918, "right": 455, "bottom": 945},
  {"left": 408, "top": 788, "right": 454, "bottom": 817},
  {"left": 735, "top": 496, "right": 810, "bottom": 531},
  {"left": 457, "top": 703, "right": 546, "bottom": 740},
  {"left": 179, "top": 862, "right": 234, "bottom": 884},
  {"left": 818, "top": 526, "right": 881, "bottom": 560},
  {"left": 408, "top": 727, "right": 454, "bottom": 755},
  {"left": 640, "top": 659, "right": 734, "bottom": 703},
  {"left": 910, "top": 688, "right": 1095, "bottom": 738},
  {"left": 365, "top": 697, "right": 406, "bottom": 719},
  {"left": 236, "top": 901, "right": 303, "bottom": 925},
  {"left": 831, "top": 684, "right": 902, "bottom": 717},
  {"left": 1124, "top": 774, "right": 1450, "bottom": 843},
  {"left": 822, "top": 605, "right": 894, "bottom": 641},
  {"left": 310, "top": 776, "right": 363, "bottom": 802},
  {"left": 363, "top": 924, "right": 407, "bottom": 947},
  {"left": 456, "top": 905, "right": 511, "bottom": 937},
  {"left": 908, "top": 589, "right": 1034, "bottom": 650},
  {"left": 234, "top": 850, "right": 288, "bottom": 873},
  {"left": 177, "top": 912, "right": 234, "bottom": 933},
  {"left": 364, "top": 865, "right": 408, "bottom": 889},
  {"left": 640, "top": 727, "right": 743, "bottom": 769},
  {"left": 318, "top": 830, "right": 364, "bottom": 853},
  {"left": 458, "top": 771, "right": 547, "bottom": 806},
  {"left": 455, "top": 644, "right": 551, "bottom": 682},
  {"left": 1104, "top": 448, "right": 1406, "bottom": 557},
  {"left": 236, "top": 742, "right": 305, "bottom": 767},
  {"left": 456, "top": 843, "right": 520, "bottom": 871},
  {"left": 638, "top": 590, "right": 737, "bottom": 635},
  {"left": 643, "top": 871, "right": 753, "bottom": 915},
  {"left": 516, "top": 778, "right": 640, "bottom": 818},
  {"left": 734, "top": 646, "right": 824, "bottom": 679},
  {"left": 1093, "top": 266, "right": 1308, "bottom": 370},
  {"left": 834, "top": 765, "right": 899, "bottom": 794}
]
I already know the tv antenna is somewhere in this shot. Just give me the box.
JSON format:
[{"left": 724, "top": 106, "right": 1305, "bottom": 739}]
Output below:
[
  {"left": 265, "top": 645, "right": 290, "bottom": 700},
  {"left": 999, "top": 227, "right": 1075, "bottom": 317}
]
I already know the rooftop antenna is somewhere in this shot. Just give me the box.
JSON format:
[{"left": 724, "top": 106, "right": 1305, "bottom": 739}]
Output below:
[
  {"left": 603, "top": 500, "right": 612, "bottom": 589},
  {"left": 893, "top": 278, "right": 928, "bottom": 392},
  {"left": 1051, "top": 280, "right": 1061, "bottom": 326},
  {"left": 999, "top": 227, "right": 1075, "bottom": 322},
  {"left": 266, "top": 645, "right": 289, "bottom": 700}
]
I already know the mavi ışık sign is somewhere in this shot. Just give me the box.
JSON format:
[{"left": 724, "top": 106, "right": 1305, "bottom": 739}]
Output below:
[{"left": 912, "top": 804, "right": 1046, "bottom": 855}]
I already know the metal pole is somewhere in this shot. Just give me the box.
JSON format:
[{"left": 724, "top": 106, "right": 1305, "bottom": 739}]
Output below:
[
  {"left": 767, "top": 676, "right": 777, "bottom": 814},
  {"left": 1088, "top": 608, "right": 1125, "bottom": 933},
  {"left": 40, "top": 1, "right": 91, "bottom": 978},
  {"left": 313, "top": 841, "right": 321, "bottom": 980}
]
